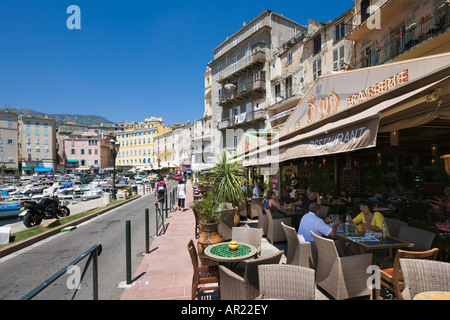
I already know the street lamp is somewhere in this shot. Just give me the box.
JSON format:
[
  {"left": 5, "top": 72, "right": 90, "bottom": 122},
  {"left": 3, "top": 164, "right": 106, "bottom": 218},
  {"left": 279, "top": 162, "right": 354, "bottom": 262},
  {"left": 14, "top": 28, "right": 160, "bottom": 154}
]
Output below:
[
  {"left": 157, "top": 157, "right": 161, "bottom": 180},
  {"left": 109, "top": 139, "right": 120, "bottom": 200}
]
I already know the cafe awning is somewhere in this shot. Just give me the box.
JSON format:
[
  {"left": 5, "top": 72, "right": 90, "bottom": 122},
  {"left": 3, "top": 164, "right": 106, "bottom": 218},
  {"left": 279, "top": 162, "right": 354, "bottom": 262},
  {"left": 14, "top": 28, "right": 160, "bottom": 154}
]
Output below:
[
  {"left": 243, "top": 53, "right": 450, "bottom": 166},
  {"left": 76, "top": 166, "right": 91, "bottom": 171},
  {"left": 35, "top": 167, "right": 52, "bottom": 172}
]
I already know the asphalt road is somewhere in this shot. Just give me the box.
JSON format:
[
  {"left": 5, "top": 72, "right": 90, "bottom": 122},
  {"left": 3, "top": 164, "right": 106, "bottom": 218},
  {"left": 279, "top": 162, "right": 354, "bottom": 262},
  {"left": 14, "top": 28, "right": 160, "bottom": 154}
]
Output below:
[{"left": 0, "top": 182, "right": 176, "bottom": 300}]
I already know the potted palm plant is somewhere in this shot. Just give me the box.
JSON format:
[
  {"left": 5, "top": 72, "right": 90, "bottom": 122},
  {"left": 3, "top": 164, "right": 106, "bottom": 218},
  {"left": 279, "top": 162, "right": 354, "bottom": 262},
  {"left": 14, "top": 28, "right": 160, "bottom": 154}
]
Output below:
[{"left": 210, "top": 150, "right": 246, "bottom": 226}]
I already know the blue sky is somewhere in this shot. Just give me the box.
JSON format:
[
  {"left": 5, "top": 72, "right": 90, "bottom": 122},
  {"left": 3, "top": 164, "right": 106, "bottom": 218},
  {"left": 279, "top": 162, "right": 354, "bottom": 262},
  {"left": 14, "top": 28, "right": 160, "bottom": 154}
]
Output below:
[{"left": 0, "top": 0, "right": 354, "bottom": 125}]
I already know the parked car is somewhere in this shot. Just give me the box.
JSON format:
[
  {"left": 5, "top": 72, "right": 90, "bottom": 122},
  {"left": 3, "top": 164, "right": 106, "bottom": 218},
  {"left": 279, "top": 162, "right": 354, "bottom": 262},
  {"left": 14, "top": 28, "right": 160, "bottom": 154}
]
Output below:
[{"left": 174, "top": 174, "right": 183, "bottom": 181}]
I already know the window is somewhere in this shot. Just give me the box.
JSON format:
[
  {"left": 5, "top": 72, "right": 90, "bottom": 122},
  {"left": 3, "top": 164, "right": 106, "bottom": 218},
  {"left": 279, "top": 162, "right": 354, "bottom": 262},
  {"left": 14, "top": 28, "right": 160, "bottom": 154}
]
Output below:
[
  {"left": 27, "top": 145, "right": 31, "bottom": 152},
  {"left": 26, "top": 128, "right": 31, "bottom": 135},
  {"left": 35, "top": 146, "right": 40, "bottom": 152},
  {"left": 287, "top": 52, "right": 293, "bottom": 65},
  {"left": 313, "top": 58, "right": 322, "bottom": 80},
  {"left": 7, "top": 116, "right": 12, "bottom": 128},
  {"left": 285, "top": 76, "right": 293, "bottom": 98},
  {"left": 233, "top": 37, "right": 239, "bottom": 46},
  {"left": 232, "top": 56, "right": 237, "bottom": 72},
  {"left": 80, "top": 149, "right": 85, "bottom": 155},
  {"left": 35, "top": 129, "right": 40, "bottom": 135},
  {"left": 35, "top": 122, "right": 39, "bottom": 127},
  {"left": 44, "top": 146, "right": 49, "bottom": 153},
  {"left": 333, "top": 45, "right": 345, "bottom": 71},
  {"left": 216, "top": 66, "right": 221, "bottom": 81},
  {"left": 334, "top": 21, "right": 346, "bottom": 41},
  {"left": 275, "top": 83, "right": 281, "bottom": 98},
  {"left": 313, "top": 35, "right": 321, "bottom": 54}
]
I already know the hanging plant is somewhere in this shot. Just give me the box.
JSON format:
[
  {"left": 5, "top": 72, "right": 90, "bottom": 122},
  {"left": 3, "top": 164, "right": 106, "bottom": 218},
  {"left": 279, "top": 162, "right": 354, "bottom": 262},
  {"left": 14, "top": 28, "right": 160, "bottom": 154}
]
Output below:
[
  {"left": 360, "top": 54, "right": 369, "bottom": 61},
  {"left": 406, "top": 23, "right": 417, "bottom": 31}
]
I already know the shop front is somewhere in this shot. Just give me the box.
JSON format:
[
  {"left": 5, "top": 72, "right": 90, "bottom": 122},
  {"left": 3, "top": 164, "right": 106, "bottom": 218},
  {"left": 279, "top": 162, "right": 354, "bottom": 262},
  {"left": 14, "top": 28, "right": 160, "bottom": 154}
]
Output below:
[{"left": 243, "top": 53, "right": 450, "bottom": 218}]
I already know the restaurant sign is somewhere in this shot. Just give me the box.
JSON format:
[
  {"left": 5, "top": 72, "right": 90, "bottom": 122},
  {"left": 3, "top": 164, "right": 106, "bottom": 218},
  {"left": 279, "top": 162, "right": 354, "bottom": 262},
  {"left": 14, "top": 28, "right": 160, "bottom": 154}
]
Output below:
[
  {"left": 281, "top": 118, "right": 380, "bottom": 160},
  {"left": 279, "top": 54, "right": 449, "bottom": 140}
]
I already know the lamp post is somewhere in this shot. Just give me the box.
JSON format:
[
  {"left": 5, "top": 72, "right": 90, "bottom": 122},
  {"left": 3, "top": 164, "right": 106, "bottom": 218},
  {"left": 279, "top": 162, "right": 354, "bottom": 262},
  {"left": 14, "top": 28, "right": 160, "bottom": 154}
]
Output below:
[
  {"left": 157, "top": 157, "right": 161, "bottom": 180},
  {"left": 109, "top": 139, "right": 120, "bottom": 200}
]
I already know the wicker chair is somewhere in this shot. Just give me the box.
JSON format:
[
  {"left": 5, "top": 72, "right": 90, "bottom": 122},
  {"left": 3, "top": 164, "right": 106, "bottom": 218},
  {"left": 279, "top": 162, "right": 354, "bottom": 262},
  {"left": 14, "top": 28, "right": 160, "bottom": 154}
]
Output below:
[
  {"left": 400, "top": 258, "right": 450, "bottom": 300},
  {"left": 311, "top": 231, "right": 373, "bottom": 300},
  {"left": 375, "top": 248, "right": 439, "bottom": 300},
  {"left": 257, "top": 205, "right": 268, "bottom": 236},
  {"left": 218, "top": 251, "right": 283, "bottom": 300},
  {"left": 281, "top": 222, "right": 317, "bottom": 269},
  {"left": 218, "top": 208, "right": 238, "bottom": 241},
  {"left": 250, "top": 197, "right": 262, "bottom": 219},
  {"left": 407, "top": 218, "right": 450, "bottom": 262},
  {"left": 257, "top": 264, "right": 316, "bottom": 300},
  {"left": 266, "top": 208, "right": 291, "bottom": 244},
  {"left": 187, "top": 239, "right": 220, "bottom": 300},
  {"left": 231, "top": 227, "right": 263, "bottom": 256},
  {"left": 384, "top": 218, "right": 407, "bottom": 239},
  {"left": 398, "top": 225, "right": 435, "bottom": 251}
]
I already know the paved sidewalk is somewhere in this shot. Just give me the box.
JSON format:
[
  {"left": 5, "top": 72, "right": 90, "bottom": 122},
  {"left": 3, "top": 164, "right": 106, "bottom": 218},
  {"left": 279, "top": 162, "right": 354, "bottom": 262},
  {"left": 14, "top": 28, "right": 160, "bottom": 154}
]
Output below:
[{"left": 120, "top": 182, "right": 198, "bottom": 300}]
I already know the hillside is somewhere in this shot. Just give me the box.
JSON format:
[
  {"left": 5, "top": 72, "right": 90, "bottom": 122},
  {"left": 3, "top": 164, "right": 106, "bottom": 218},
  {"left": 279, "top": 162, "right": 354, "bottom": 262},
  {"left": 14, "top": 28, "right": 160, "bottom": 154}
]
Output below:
[{"left": 0, "top": 108, "right": 115, "bottom": 126}]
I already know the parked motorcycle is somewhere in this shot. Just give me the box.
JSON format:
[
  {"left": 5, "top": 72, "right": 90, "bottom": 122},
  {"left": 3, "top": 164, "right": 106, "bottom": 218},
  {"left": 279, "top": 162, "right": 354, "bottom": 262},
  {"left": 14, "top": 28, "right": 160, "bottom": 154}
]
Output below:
[{"left": 20, "top": 195, "right": 71, "bottom": 228}]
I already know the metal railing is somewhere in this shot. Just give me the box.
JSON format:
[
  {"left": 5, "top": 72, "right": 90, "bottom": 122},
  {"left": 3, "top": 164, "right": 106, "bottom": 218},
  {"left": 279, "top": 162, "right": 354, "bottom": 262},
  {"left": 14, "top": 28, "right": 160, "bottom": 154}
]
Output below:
[{"left": 21, "top": 244, "right": 102, "bottom": 300}]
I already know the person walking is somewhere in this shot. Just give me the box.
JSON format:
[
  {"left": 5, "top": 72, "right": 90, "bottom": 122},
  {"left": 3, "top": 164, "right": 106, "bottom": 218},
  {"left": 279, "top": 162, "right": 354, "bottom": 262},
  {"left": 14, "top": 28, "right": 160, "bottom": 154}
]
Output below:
[
  {"left": 177, "top": 179, "right": 186, "bottom": 211},
  {"left": 154, "top": 178, "right": 166, "bottom": 211}
]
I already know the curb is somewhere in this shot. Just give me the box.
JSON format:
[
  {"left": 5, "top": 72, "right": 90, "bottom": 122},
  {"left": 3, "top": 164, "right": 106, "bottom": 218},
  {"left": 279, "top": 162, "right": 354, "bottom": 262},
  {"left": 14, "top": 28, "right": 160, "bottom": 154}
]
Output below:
[{"left": 0, "top": 195, "right": 142, "bottom": 259}]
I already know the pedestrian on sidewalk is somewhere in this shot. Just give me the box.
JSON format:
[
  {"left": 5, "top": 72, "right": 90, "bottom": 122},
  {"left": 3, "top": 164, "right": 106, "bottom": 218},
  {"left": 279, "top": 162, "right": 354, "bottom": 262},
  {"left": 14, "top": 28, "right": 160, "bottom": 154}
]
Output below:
[
  {"left": 177, "top": 179, "right": 186, "bottom": 211},
  {"left": 155, "top": 178, "right": 166, "bottom": 210}
]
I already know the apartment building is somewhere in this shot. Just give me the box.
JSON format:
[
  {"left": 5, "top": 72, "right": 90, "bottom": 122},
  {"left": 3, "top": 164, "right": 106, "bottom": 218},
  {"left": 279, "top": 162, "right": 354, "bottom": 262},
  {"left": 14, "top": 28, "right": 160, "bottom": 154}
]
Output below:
[
  {"left": 115, "top": 117, "right": 171, "bottom": 171},
  {"left": 191, "top": 115, "right": 213, "bottom": 172},
  {"left": 0, "top": 110, "right": 19, "bottom": 171},
  {"left": 57, "top": 121, "right": 124, "bottom": 171},
  {"left": 64, "top": 131, "right": 114, "bottom": 173},
  {"left": 210, "top": 10, "right": 306, "bottom": 157},
  {"left": 347, "top": 0, "right": 450, "bottom": 68},
  {"left": 19, "top": 115, "right": 57, "bottom": 173}
]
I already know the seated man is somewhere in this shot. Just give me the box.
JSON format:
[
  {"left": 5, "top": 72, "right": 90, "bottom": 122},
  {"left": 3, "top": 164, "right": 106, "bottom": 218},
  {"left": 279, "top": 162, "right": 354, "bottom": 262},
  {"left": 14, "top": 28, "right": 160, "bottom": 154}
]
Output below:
[
  {"left": 299, "top": 191, "right": 322, "bottom": 211},
  {"left": 298, "top": 202, "right": 339, "bottom": 242}
]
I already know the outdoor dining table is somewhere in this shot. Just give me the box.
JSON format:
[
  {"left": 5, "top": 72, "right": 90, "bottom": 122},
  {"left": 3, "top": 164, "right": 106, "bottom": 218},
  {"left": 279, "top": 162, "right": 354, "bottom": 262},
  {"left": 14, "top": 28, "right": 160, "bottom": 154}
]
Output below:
[
  {"left": 204, "top": 242, "right": 257, "bottom": 270},
  {"left": 335, "top": 232, "right": 414, "bottom": 265}
]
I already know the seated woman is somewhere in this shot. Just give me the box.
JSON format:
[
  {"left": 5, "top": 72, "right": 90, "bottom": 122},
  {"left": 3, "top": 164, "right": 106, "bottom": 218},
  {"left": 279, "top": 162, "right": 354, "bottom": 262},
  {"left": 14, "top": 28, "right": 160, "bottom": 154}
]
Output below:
[
  {"left": 263, "top": 190, "right": 287, "bottom": 219},
  {"left": 347, "top": 199, "right": 390, "bottom": 254}
]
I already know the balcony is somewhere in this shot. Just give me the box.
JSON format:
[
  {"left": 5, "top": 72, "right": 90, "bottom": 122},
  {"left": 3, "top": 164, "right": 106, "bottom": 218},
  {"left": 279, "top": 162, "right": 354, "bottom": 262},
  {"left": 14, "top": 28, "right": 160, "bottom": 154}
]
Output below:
[
  {"left": 217, "top": 50, "right": 266, "bottom": 84},
  {"left": 359, "top": 6, "right": 449, "bottom": 68},
  {"left": 217, "top": 109, "right": 267, "bottom": 130},
  {"left": 219, "top": 79, "right": 265, "bottom": 107}
]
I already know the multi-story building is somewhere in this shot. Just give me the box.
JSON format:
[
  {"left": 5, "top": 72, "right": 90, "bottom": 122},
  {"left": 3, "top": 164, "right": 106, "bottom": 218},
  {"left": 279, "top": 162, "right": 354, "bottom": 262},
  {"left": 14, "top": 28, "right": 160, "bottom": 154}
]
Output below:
[
  {"left": 210, "top": 10, "right": 306, "bottom": 158},
  {"left": 191, "top": 116, "right": 213, "bottom": 172},
  {"left": 347, "top": 0, "right": 450, "bottom": 68},
  {"left": 0, "top": 110, "right": 19, "bottom": 172},
  {"left": 64, "top": 131, "right": 114, "bottom": 174},
  {"left": 116, "top": 117, "right": 171, "bottom": 171},
  {"left": 57, "top": 121, "right": 124, "bottom": 171},
  {"left": 19, "top": 115, "right": 57, "bottom": 174}
]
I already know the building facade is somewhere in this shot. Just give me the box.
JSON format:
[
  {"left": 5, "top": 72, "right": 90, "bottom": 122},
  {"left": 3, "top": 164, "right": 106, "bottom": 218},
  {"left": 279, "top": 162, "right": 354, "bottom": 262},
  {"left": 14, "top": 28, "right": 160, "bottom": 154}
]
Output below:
[
  {"left": 116, "top": 117, "right": 171, "bottom": 171},
  {"left": 209, "top": 10, "right": 306, "bottom": 159},
  {"left": 19, "top": 115, "right": 57, "bottom": 174},
  {"left": 0, "top": 110, "right": 19, "bottom": 172},
  {"left": 64, "top": 131, "right": 114, "bottom": 173}
]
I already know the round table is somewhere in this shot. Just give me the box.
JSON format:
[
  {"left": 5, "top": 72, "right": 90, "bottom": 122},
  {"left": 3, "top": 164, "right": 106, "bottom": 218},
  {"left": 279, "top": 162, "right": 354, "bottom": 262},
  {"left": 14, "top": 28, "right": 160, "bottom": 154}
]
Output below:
[
  {"left": 413, "top": 291, "right": 450, "bottom": 300},
  {"left": 204, "top": 242, "right": 257, "bottom": 269}
]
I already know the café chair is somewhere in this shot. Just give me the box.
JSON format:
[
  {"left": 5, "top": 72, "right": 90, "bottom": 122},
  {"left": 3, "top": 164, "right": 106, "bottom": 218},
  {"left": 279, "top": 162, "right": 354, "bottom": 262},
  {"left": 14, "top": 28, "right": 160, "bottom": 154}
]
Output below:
[
  {"left": 187, "top": 239, "right": 220, "bottom": 300},
  {"left": 281, "top": 222, "right": 317, "bottom": 270},
  {"left": 384, "top": 218, "right": 407, "bottom": 239},
  {"left": 407, "top": 218, "right": 450, "bottom": 262},
  {"left": 217, "top": 207, "right": 238, "bottom": 241},
  {"left": 257, "top": 264, "right": 316, "bottom": 300},
  {"left": 231, "top": 226, "right": 263, "bottom": 256},
  {"left": 266, "top": 208, "right": 291, "bottom": 244},
  {"left": 218, "top": 251, "right": 283, "bottom": 300},
  {"left": 311, "top": 231, "right": 373, "bottom": 300},
  {"left": 398, "top": 225, "right": 435, "bottom": 251},
  {"left": 250, "top": 197, "right": 262, "bottom": 219},
  {"left": 375, "top": 248, "right": 439, "bottom": 300},
  {"left": 400, "top": 258, "right": 450, "bottom": 300}
]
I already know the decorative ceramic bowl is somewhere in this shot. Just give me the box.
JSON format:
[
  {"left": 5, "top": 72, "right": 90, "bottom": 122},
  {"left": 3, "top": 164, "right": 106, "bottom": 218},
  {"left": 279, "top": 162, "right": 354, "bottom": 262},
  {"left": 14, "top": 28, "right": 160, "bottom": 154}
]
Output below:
[{"left": 228, "top": 241, "right": 238, "bottom": 251}]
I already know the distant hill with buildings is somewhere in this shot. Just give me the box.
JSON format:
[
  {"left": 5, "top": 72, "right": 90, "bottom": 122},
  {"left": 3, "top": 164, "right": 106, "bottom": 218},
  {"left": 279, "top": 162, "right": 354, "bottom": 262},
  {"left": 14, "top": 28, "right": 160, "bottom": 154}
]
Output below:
[{"left": 0, "top": 108, "right": 115, "bottom": 126}]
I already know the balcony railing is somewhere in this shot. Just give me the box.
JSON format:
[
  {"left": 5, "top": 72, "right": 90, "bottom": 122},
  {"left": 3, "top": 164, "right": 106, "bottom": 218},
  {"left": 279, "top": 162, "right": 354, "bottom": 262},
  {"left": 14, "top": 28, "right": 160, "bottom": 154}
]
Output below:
[
  {"left": 359, "top": 4, "right": 449, "bottom": 68},
  {"left": 218, "top": 109, "right": 266, "bottom": 130},
  {"left": 217, "top": 50, "right": 266, "bottom": 83},
  {"left": 219, "top": 79, "right": 265, "bottom": 106}
]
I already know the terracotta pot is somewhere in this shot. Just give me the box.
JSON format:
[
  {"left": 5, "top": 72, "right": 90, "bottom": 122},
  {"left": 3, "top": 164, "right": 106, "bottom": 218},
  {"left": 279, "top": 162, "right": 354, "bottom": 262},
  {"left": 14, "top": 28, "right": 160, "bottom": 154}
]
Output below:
[{"left": 197, "top": 222, "right": 223, "bottom": 265}]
